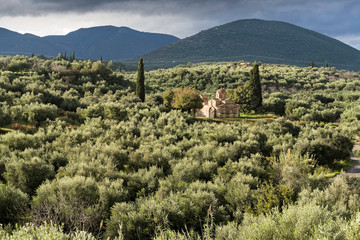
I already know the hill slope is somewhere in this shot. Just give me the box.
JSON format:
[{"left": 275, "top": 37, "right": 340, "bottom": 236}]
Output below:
[
  {"left": 135, "top": 19, "right": 360, "bottom": 70},
  {"left": 0, "top": 26, "right": 179, "bottom": 60},
  {"left": 0, "top": 28, "right": 56, "bottom": 55}
]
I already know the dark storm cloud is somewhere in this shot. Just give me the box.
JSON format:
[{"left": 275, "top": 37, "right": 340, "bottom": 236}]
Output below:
[
  {"left": 1, "top": 0, "right": 360, "bottom": 37},
  {"left": 0, "top": 0, "right": 349, "bottom": 15}
]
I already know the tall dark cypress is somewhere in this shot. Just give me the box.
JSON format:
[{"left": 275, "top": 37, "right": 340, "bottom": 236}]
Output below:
[
  {"left": 249, "top": 62, "right": 262, "bottom": 110},
  {"left": 136, "top": 58, "right": 145, "bottom": 102}
]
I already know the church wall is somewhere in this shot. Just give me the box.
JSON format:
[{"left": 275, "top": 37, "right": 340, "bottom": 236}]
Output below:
[
  {"left": 196, "top": 89, "right": 241, "bottom": 118},
  {"left": 196, "top": 105, "right": 211, "bottom": 117}
]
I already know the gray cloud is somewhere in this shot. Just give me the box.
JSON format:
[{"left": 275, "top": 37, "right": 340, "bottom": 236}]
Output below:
[
  {"left": 336, "top": 35, "right": 360, "bottom": 50},
  {"left": 2, "top": 0, "right": 354, "bottom": 16},
  {"left": 1, "top": 0, "right": 359, "bottom": 48}
]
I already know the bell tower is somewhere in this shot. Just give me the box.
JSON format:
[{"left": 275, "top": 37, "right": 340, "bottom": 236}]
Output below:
[{"left": 216, "top": 89, "right": 226, "bottom": 100}]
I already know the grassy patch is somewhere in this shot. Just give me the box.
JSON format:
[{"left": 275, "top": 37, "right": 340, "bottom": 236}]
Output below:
[
  {"left": 194, "top": 113, "right": 278, "bottom": 124},
  {"left": 0, "top": 127, "right": 15, "bottom": 134},
  {"left": 240, "top": 113, "right": 278, "bottom": 121},
  {"left": 324, "top": 172, "right": 339, "bottom": 178},
  {"left": 314, "top": 158, "right": 353, "bottom": 178}
]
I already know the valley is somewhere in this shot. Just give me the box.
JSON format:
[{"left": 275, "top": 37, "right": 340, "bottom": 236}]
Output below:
[{"left": 0, "top": 55, "right": 360, "bottom": 239}]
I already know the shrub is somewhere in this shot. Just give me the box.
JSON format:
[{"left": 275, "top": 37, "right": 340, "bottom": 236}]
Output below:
[
  {"left": 0, "top": 222, "right": 96, "bottom": 240},
  {"left": 0, "top": 183, "right": 28, "bottom": 224},
  {"left": 4, "top": 156, "right": 55, "bottom": 195},
  {"left": 256, "top": 183, "right": 294, "bottom": 215},
  {"left": 237, "top": 203, "right": 338, "bottom": 240},
  {"left": 32, "top": 176, "right": 125, "bottom": 235},
  {"left": 105, "top": 200, "right": 168, "bottom": 240},
  {"left": 32, "top": 176, "right": 102, "bottom": 233},
  {"left": 0, "top": 107, "right": 11, "bottom": 126},
  {"left": 22, "top": 103, "right": 59, "bottom": 126}
]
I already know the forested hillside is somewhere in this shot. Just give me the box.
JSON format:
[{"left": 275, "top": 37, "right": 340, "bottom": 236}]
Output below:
[
  {"left": 131, "top": 19, "right": 360, "bottom": 71},
  {"left": 1, "top": 56, "right": 360, "bottom": 239}
]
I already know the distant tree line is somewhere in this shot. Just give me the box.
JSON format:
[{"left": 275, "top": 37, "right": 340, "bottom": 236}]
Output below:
[{"left": 57, "top": 50, "right": 76, "bottom": 62}]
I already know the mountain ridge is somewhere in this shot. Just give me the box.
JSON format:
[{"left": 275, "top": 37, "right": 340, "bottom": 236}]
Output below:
[
  {"left": 131, "top": 19, "right": 360, "bottom": 71},
  {"left": 0, "top": 26, "right": 180, "bottom": 60},
  {"left": 1, "top": 19, "right": 360, "bottom": 71}
]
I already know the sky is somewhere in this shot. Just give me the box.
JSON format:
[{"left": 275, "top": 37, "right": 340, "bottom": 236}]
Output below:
[{"left": 0, "top": 0, "right": 360, "bottom": 50}]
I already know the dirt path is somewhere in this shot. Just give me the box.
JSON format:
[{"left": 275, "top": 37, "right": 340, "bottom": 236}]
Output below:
[{"left": 347, "top": 142, "right": 360, "bottom": 177}]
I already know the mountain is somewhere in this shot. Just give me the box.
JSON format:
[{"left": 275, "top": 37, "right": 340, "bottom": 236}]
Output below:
[
  {"left": 43, "top": 26, "right": 179, "bottom": 60},
  {"left": 0, "top": 26, "right": 179, "bottom": 60},
  {"left": 132, "top": 19, "right": 360, "bottom": 71},
  {"left": 0, "top": 28, "right": 57, "bottom": 56}
]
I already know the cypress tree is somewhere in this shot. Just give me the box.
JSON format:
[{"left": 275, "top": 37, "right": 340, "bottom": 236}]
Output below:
[
  {"left": 136, "top": 58, "right": 145, "bottom": 102},
  {"left": 57, "top": 51, "right": 63, "bottom": 60},
  {"left": 249, "top": 62, "right": 262, "bottom": 110}
]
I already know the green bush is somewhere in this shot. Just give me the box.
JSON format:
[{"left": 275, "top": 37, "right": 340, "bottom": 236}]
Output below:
[
  {"left": 0, "top": 222, "right": 96, "bottom": 240},
  {"left": 4, "top": 156, "right": 55, "bottom": 195},
  {"left": 236, "top": 203, "right": 339, "bottom": 240},
  {"left": 32, "top": 175, "right": 126, "bottom": 235},
  {"left": 32, "top": 176, "right": 102, "bottom": 233},
  {"left": 22, "top": 103, "right": 59, "bottom": 126},
  {"left": 0, "top": 183, "right": 28, "bottom": 224},
  {"left": 0, "top": 106, "right": 11, "bottom": 126}
]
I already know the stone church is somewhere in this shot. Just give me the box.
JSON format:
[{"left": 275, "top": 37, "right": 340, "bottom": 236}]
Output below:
[{"left": 196, "top": 89, "right": 240, "bottom": 118}]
